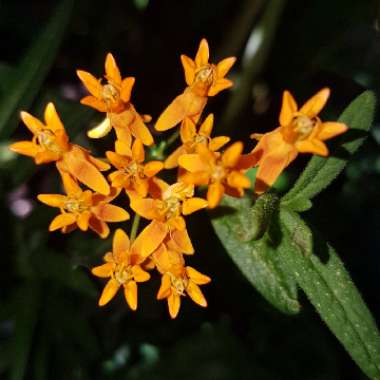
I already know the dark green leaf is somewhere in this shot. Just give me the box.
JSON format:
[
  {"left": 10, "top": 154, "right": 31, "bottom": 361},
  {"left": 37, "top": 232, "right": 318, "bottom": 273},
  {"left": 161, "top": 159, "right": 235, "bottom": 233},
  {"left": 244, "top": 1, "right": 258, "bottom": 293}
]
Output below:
[{"left": 282, "top": 91, "right": 376, "bottom": 207}]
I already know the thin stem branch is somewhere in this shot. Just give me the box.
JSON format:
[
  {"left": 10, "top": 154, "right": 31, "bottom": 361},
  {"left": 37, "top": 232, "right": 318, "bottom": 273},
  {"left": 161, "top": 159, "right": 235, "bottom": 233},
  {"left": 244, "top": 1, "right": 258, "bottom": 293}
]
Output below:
[{"left": 130, "top": 214, "right": 141, "bottom": 242}]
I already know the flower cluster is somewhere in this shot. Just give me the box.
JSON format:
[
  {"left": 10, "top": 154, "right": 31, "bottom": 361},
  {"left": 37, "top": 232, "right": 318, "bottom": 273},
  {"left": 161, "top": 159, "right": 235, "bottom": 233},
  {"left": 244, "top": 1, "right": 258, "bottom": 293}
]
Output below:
[{"left": 10, "top": 39, "right": 347, "bottom": 318}]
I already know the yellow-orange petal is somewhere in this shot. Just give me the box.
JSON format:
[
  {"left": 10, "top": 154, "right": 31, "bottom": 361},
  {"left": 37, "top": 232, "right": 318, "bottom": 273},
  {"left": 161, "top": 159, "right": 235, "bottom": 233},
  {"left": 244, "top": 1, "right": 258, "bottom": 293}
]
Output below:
[
  {"left": 106, "top": 150, "right": 131, "bottom": 169},
  {"left": 208, "top": 78, "right": 233, "bottom": 97},
  {"left": 164, "top": 146, "right": 187, "bottom": 169},
  {"left": 9, "top": 141, "right": 39, "bottom": 157},
  {"left": 222, "top": 141, "right": 243, "bottom": 168},
  {"left": 80, "top": 96, "right": 107, "bottom": 113},
  {"left": 144, "top": 161, "right": 163, "bottom": 177},
  {"left": 129, "top": 110, "right": 154, "bottom": 146},
  {"left": 120, "top": 77, "right": 135, "bottom": 103},
  {"left": 186, "top": 281, "right": 207, "bottom": 307},
  {"left": 20, "top": 111, "right": 45, "bottom": 135},
  {"left": 299, "top": 88, "right": 330, "bottom": 118},
  {"left": 35, "top": 151, "right": 61, "bottom": 164},
  {"left": 207, "top": 182, "right": 224, "bottom": 209},
  {"left": 87, "top": 117, "right": 112, "bottom": 139},
  {"left": 318, "top": 122, "right": 348, "bottom": 141},
  {"left": 180, "top": 117, "right": 197, "bottom": 143},
  {"left": 113, "top": 228, "right": 130, "bottom": 261},
  {"left": 92, "top": 204, "right": 130, "bottom": 222},
  {"left": 37, "top": 194, "right": 66, "bottom": 208},
  {"left": 131, "top": 220, "right": 168, "bottom": 259},
  {"left": 279, "top": 90, "right": 298, "bottom": 126},
  {"left": 168, "top": 292, "right": 181, "bottom": 319},
  {"left": 198, "top": 113, "right": 214, "bottom": 137},
  {"left": 88, "top": 155, "right": 110, "bottom": 171},
  {"left": 130, "top": 197, "right": 160, "bottom": 220},
  {"left": 98, "top": 278, "right": 120, "bottom": 306},
  {"left": 44, "top": 102, "right": 64, "bottom": 131},
  {"left": 132, "top": 265, "right": 150, "bottom": 282},
  {"left": 77, "top": 210, "right": 91, "bottom": 231},
  {"left": 91, "top": 262, "right": 113, "bottom": 278},
  {"left": 60, "top": 171, "right": 82, "bottom": 195},
  {"left": 132, "top": 138, "right": 145, "bottom": 163},
  {"left": 180, "top": 54, "right": 196, "bottom": 86},
  {"left": 182, "top": 197, "right": 208, "bottom": 215},
  {"left": 123, "top": 280, "right": 138, "bottom": 310},
  {"left": 157, "top": 273, "right": 171, "bottom": 299},
  {"left": 195, "top": 38, "right": 209, "bottom": 67},
  {"left": 216, "top": 56, "right": 236, "bottom": 78},
  {"left": 89, "top": 217, "right": 110, "bottom": 239},
  {"left": 49, "top": 213, "right": 77, "bottom": 231},
  {"left": 105, "top": 53, "right": 122, "bottom": 85},
  {"left": 227, "top": 171, "right": 251, "bottom": 189},
  {"left": 64, "top": 149, "right": 110, "bottom": 195},
  {"left": 170, "top": 228, "right": 194, "bottom": 254},
  {"left": 209, "top": 136, "right": 230, "bottom": 151},
  {"left": 77, "top": 70, "right": 102, "bottom": 98},
  {"left": 295, "top": 139, "right": 329, "bottom": 157},
  {"left": 178, "top": 153, "right": 208, "bottom": 172},
  {"left": 115, "top": 139, "right": 132, "bottom": 156},
  {"left": 186, "top": 266, "right": 211, "bottom": 285}
]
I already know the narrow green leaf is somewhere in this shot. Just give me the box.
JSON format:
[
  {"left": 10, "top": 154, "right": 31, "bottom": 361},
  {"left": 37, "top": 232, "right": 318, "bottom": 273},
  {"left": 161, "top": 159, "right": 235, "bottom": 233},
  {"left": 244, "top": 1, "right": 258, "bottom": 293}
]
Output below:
[
  {"left": 0, "top": 0, "right": 74, "bottom": 139},
  {"left": 278, "top": 209, "right": 380, "bottom": 379},
  {"left": 211, "top": 195, "right": 300, "bottom": 315},
  {"left": 282, "top": 91, "right": 376, "bottom": 207}
]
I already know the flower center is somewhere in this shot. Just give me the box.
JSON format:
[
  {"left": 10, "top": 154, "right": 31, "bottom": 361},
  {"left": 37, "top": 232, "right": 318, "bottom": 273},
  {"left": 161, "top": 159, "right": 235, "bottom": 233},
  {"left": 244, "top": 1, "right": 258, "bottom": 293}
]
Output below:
[
  {"left": 211, "top": 163, "right": 226, "bottom": 182},
  {"left": 37, "top": 129, "right": 62, "bottom": 153},
  {"left": 101, "top": 83, "right": 120, "bottom": 106},
  {"left": 114, "top": 263, "right": 133, "bottom": 284},
  {"left": 125, "top": 161, "right": 144, "bottom": 178},
  {"left": 163, "top": 197, "right": 181, "bottom": 220},
  {"left": 195, "top": 65, "right": 214, "bottom": 86},
  {"left": 292, "top": 115, "right": 315, "bottom": 140},
  {"left": 64, "top": 198, "right": 89, "bottom": 213},
  {"left": 169, "top": 273, "right": 188, "bottom": 296}
]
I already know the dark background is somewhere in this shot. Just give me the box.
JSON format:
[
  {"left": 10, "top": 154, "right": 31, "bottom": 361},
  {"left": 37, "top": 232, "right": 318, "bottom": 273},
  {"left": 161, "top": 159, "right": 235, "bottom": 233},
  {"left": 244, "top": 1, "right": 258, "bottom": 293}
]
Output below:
[{"left": 1, "top": 0, "right": 380, "bottom": 379}]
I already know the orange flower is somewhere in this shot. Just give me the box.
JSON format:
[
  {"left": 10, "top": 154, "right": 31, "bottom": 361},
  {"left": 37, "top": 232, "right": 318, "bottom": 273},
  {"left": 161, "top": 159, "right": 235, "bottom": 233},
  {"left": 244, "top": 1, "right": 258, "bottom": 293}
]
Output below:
[
  {"left": 155, "top": 39, "right": 236, "bottom": 132},
  {"left": 106, "top": 138, "right": 163, "bottom": 197},
  {"left": 130, "top": 181, "right": 208, "bottom": 254},
  {"left": 10, "top": 102, "right": 111, "bottom": 195},
  {"left": 77, "top": 53, "right": 154, "bottom": 146},
  {"left": 239, "top": 88, "right": 348, "bottom": 194},
  {"left": 153, "top": 244, "right": 210, "bottom": 319},
  {"left": 164, "top": 114, "right": 230, "bottom": 169},
  {"left": 178, "top": 142, "right": 251, "bottom": 208},
  {"left": 91, "top": 228, "right": 152, "bottom": 309},
  {"left": 37, "top": 173, "right": 129, "bottom": 238}
]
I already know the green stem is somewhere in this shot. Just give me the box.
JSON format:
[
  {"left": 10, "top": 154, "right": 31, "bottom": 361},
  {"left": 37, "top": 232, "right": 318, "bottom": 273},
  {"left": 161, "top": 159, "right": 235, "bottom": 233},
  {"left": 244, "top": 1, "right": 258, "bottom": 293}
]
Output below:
[
  {"left": 165, "top": 130, "right": 180, "bottom": 148},
  {"left": 130, "top": 214, "right": 141, "bottom": 242}
]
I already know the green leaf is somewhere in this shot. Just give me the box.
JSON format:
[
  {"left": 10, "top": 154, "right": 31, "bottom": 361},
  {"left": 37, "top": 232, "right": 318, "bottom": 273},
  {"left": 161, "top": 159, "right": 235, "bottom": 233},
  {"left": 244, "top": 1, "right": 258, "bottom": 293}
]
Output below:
[
  {"left": 282, "top": 90, "right": 376, "bottom": 207},
  {"left": 211, "top": 195, "right": 300, "bottom": 315},
  {"left": 278, "top": 209, "right": 380, "bottom": 380},
  {"left": 0, "top": 0, "right": 74, "bottom": 140}
]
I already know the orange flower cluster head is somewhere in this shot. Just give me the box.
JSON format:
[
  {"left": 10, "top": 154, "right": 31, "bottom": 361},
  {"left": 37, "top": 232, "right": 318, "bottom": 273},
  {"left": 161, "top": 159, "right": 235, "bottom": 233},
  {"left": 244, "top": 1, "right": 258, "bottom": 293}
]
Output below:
[{"left": 10, "top": 38, "right": 349, "bottom": 318}]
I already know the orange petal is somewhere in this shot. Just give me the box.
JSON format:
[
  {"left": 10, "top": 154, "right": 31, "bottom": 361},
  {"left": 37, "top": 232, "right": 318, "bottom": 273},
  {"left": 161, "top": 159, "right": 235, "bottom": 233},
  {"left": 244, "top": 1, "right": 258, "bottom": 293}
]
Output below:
[
  {"left": 144, "top": 161, "right": 163, "bottom": 177},
  {"left": 115, "top": 139, "right": 132, "bottom": 156},
  {"left": 170, "top": 228, "right": 194, "bottom": 254},
  {"left": 186, "top": 266, "right": 211, "bottom": 285},
  {"left": 81, "top": 96, "right": 107, "bottom": 113},
  {"left": 106, "top": 151, "right": 131, "bottom": 169},
  {"left": 178, "top": 153, "right": 209, "bottom": 172},
  {"left": 295, "top": 139, "right": 328, "bottom": 157},
  {"left": 182, "top": 197, "right": 208, "bottom": 215},
  {"left": 88, "top": 155, "right": 110, "bottom": 171},
  {"left": 60, "top": 171, "right": 82, "bottom": 195},
  {"left": 9, "top": 141, "right": 39, "bottom": 157},
  {"left": 133, "top": 177, "right": 149, "bottom": 197},
  {"left": 208, "top": 78, "right": 233, "bottom": 97},
  {"left": 216, "top": 56, "right": 236, "bottom": 78},
  {"left": 167, "top": 292, "right": 181, "bottom": 319},
  {"left": 180, "top": 54, "right": 196, "bottom": 86},
  {"left": 105, "top": 53, "right": 122, "bottom": 85},
  {"left": 279, "top": 90, "right": 298, "bottom": 126},
  {"left": 98, "top": 278, "right": 120, "bottom": 306},
  {"left": 227, "top": 171, "right": 251, "bottom": 189},
  {"left": 123, "top": 280, "right": 138, "bottom": 310},
  {"left": 37, "top": 194, "right": 66, "bottom": 208},
  {"left": 92, "top": 204, "right": 130, "bottom": 222},
  {"left": 222, "top": 141, "right": 243, "bottom": 168},
  {"left": 88, "top": 217, "right": 110, "bottom": 239},
  {"left": 186, "top": 281, "right": 207, "bottom": 307},
  {"left": 91, "top": 262, "right": 113, "bottom": 278},
  {"left": 120, "top": 77, "right": 135, "bottom": 103},
  {"left": 198, "top": 113, "right": 214, "bottom": 136},
  {"left": 112, "top": 228, "right": 130, "bottom": 261},
  {"left": 129, "top": 109, "right": 154, "bottom": 146},
  {"left": 299, "top": 88, "right": 330, "bottom": 118},
  {"left": 209, "top": 136, "right": 230, "bottom": 151},
  {"left": 164, "top": 146, "right": 188, "bottom": 169},
  {"left": 130, "top": 197, "right": 160, "bottom": 220},
  {"left": 180, "top": 117, "right": 196, "bottom": 142},
  {"left": 131, "top": 220, "right": 168, "bottom": 259},
  {"left": 20, "top": 111, "right": 45, "bottom": 135},
  {"left": 77, "top": 70, "right": 102, "bottom": 98},
  {"left": 132, "top": 138, "right": 145, "bottom": 162},
  {"left": 195, "top": 38, "right": 209, "bottom": 67},
  {"left": 77, "top": 211, "right": 91, "bottom": 231},
  {"left": 35, "top": 151, "right": 61, "bottom": 164},
  {"left": 49, "top": 213, "right": 77, "bottom": 231},
  {"left": 207, "top": 182, "right": 224, "bottom": 209},
  {"left": 44, "top": 102, "right": 64, "bottom": 131},
  {"left": 318, "top": 122, "right": 348, "bottom": 141},
  {"left": 132, "top": 265, "right": 150, "bottom": 282},
  {"left": 157, "top": 273, "right": 172, "bottom": 299},
  {"left": 87, "top": 117, "right": 112, "bottom": 138},
  {"left": 64, "top": 149, "right": 110, "bottom": 195}
]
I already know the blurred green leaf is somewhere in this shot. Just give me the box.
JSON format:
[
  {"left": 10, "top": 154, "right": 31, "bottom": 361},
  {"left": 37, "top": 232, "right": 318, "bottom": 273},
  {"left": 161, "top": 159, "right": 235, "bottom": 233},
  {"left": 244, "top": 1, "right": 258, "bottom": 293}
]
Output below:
[
  {"left": 211, "top": 195, "right": 300, "bottom": 315},
  {"left": 282, "top": 90, "right": 376, "bottom": 209},
  {"left": 278, "top": 209, "right": 380, "bottom": 380},
  {"left": 0, "top": 0, "right": 74, "bottom": 140},
  {"left": 0, "top": 63, "right": 14, "bottom": 95}
]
